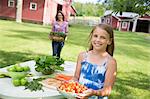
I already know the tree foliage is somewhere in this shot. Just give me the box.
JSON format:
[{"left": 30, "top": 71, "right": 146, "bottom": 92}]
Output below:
[
  {"left": 101, "top": 0, "right": 150, "bottom": 15},
  {"left": 73, "top": 2, "right": 104, "bottom": 16}
]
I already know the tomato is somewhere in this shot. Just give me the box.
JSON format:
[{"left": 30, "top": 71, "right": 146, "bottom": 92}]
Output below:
[{"left": 59, "top": 81, "right": 88, "bottom": 94}]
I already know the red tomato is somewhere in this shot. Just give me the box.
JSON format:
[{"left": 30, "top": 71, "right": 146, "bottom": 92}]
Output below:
[{"left": 59, "top": 81, "right": 88, "bottom": 94}]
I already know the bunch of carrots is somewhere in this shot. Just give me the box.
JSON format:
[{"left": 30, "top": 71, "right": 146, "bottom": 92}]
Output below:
[{"left": 55, "top": 74, "right": 73, "bottom": 81}]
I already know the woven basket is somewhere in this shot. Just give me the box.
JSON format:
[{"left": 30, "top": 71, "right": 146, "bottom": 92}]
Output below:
[{"left": 49, "top": 32, "right": 65, "bottom": 42}]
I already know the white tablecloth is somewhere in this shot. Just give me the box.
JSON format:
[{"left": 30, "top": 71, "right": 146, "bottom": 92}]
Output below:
[{"left": 0, "top": 60, "right": 76, "bottom": 99}]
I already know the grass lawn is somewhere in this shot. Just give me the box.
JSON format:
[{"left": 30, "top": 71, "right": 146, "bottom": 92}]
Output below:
[{"left": 0, "top": 20, "right": 150, "bottom": 99}]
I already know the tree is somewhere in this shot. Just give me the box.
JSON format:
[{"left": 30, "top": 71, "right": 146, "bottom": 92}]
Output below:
[
  {"left": 98, "top": 0, "right": 150, "bottom": 15},
  {"left": 73, "top": 2, "right": 104, "bottom": 16}
]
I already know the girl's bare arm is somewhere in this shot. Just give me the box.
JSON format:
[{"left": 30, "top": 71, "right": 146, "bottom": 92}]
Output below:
[
  {"left": 95, "top": 58, "right": 117, "bottom": 96},
  {"left": 73, "top": 52, "right": 84, "bottom": 81}
]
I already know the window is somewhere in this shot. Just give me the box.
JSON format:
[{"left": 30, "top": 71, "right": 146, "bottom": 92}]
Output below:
[
  {"left": 8, "top": 0, "right": 15, "bottom": 7},
  {"left": 30, "top": 2, "right": 37, "bottom": 10},
  {"left": 122, "top": 22, "right": 128, "bottom": 29},
  {"left": 105, "top": 18, "right": 110, "bottom": 24},
  {"left": 101, "top": 18, "right": 104, "bottom": 23}
]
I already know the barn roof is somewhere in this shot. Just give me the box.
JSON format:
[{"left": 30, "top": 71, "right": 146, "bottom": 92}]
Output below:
[{"left": 104, "top": 10, "right": 139, "bottom": 18}]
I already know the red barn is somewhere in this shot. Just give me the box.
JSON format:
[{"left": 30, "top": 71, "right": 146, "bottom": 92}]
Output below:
[
  {"left": 0, "top": 0, "right": 17, "bottom": 19},
  {"left": 101, "top": 10, "right": 150, "bottom": 33},
  {"left": 0, "top": 0, "right": 76, "bottom": 24}
]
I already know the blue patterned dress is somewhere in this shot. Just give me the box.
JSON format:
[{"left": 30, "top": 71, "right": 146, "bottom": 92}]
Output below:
[{"left": 79, "top": 52, "right": 109, "bottom": 99}]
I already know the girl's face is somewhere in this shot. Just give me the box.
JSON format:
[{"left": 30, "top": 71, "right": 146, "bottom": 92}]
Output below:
[
  {"left": 91, "top": 27, "right": 111, "bottom": 51},
  {"left": 57, "top": 13, "right": 63, "bottom": 21}
]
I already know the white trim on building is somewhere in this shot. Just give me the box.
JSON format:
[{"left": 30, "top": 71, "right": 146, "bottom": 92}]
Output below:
[
  {"left": 30, "top": 2, "right": 37, "bottom": 11},
  {"left": 16, "top": 0, "right": 23, "bottom": 23},
  {"left": 8, "top": 0, "right": 15, "bottom": 7}
]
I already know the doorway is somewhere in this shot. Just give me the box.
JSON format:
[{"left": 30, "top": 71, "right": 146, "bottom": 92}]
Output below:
[
  {"left": 129, "top": 22, "right": 133, "bottom": 31},
  {"left": 136, "top": 20, "right": 149, "bottom": 33},
  {"left": 57, "top": 4, "right": 62, "bottom": 12}
]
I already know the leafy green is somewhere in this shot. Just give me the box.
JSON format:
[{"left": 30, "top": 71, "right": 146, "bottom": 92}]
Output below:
[
  {"left": 24, "top": 78, "right": 45, "bottom": 92},
  {"left": 35, "top": 55, "right": 64, "bottom": 75}
]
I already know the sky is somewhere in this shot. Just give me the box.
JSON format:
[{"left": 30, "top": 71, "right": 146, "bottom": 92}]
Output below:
[{"left": 74, "top": 0, "right": 102, "bottom": 4}]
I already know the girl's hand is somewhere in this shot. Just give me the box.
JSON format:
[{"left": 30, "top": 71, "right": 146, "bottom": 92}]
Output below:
[
  {"left": 71, "top": 77, "right": 79, "bottom": 82},
  {"left": 77, "top": 89, "right": 94, "bottom": 99}
]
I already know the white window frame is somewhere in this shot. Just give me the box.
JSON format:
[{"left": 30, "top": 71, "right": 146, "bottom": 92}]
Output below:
[
  {"left": 122, "top": 22, "right": 128, "bottom": 29},
  {"left": 30, "top": 2, "right": 37, "bottom": 10},
  {"left": 8, "top": 0, "right": 15, "bottom": 8}
]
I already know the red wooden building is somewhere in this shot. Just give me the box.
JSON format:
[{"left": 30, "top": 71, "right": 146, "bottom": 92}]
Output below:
[
  {"left": 101, "top": 10, "right": 150, "bottom": 33},
  {"left": 0, "top": 0, "right": 76, "bottom": 24}
]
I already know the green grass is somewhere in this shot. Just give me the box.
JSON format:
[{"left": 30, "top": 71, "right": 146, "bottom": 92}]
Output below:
[{"left": 0, "top": 19, "right": 150, "bottom": 99}]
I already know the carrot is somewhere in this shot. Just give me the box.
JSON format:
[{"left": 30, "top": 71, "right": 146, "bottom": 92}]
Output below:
[{"left": 55, "top": 74, "right": 73, "bottom": 81}]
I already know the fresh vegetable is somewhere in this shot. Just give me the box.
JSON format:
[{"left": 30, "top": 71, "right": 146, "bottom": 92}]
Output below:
[
  {"left": 12, "top": 78, "right": 28, "bottom": 86},
  {"left": 23, "top": 66, "right": 30, "bottom": 72},
  {"left": 7, "top": 67, "right": 16, "bottom": 72},
  {"left": 0, "top": 72, "right": 32, "bottom": 79},
  {"left": 49, "top": 32, "right": 66, "bottom": 42},
  {"left": 58, "top": 81, "right": 88, "bottom": 93},
  {"left": 0, "top": 75, "right": 5, "bottom": 78},
  {"left": 12, "top": 79, "right": 21, "bottom": 86},
  {"left": 55, "top": 74, "right": 73, "bottom": 81},
  {"left": 20, "top": 78, "right": 28, "bottom": 86},
  {"left": 1, "top": 64, "right": 32, "bottom": 87},
  {"left": 7, "top": 64, "right": 30, "bottom": 72},
  {"left": 35, "top": 55, "right": 64, "bottom": 75},
  {"left": 8, "top": 72, "right": 27, "bottom": 79},
  {"left": 25, "top": 78, "right": 45, "bottom": 92}
]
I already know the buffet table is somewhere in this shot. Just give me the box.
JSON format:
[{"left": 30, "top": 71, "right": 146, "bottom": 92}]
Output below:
[{"left": 0, "top": 60, "right": 76, "bottom": 99}]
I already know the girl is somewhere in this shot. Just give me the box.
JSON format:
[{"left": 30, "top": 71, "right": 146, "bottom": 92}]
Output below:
[
  {"left": 73, "top": 24, "right": 117, "bottom": 99},
  {"left": 50, "top": 11, "right": 68, "bottom": 58}
]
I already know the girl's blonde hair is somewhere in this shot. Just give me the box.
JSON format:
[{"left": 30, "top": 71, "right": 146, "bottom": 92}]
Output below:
[{"left": 88, "top": 24, "right": 114, "bottom": 56}]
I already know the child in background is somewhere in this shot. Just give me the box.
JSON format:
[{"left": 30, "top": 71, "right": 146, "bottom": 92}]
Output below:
[{"left": 73, "top": 24, "right": 117, "bottom": 99}]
